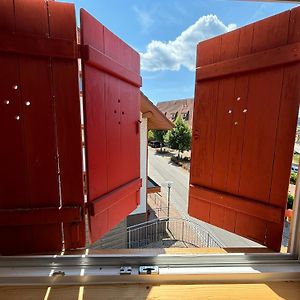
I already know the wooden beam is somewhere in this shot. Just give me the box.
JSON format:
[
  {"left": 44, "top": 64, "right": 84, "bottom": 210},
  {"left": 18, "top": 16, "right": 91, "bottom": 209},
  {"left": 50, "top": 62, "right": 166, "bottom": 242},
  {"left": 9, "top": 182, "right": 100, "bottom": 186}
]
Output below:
[
  {"left": 189, "top": 184, "right": 283, "bottom": 224},
  {"left": 0, "top": 206, "right": 82, "bottom": 226},
  {"left": 0, "top": 32, "right": 78, "bottom": 59},
  {"left": 90, "top": 178, "right": 142, "bottom": 216},
  {"left": 142, "top": 111, "right": 153, "bottom": 118},
  {"left": 197, "top": 42, "right": 300, "bottom": 81},
  {"left": 82, "top": 45, "right": 142, "bottom": 87}
]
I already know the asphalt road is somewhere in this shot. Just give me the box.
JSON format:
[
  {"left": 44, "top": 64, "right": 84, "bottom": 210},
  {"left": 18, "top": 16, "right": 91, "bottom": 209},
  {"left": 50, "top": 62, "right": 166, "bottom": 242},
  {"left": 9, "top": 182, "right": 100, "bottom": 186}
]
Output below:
[{"left": 148, "top": 147, "right": 261, "bottom": 248}]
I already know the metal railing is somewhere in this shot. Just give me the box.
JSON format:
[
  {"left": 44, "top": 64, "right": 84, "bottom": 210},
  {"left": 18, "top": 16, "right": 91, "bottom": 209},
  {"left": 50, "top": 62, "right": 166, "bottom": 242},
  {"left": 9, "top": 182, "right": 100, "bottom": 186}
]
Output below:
[{"left": 127, "top": 218, "right": 224, "bottom": 248}]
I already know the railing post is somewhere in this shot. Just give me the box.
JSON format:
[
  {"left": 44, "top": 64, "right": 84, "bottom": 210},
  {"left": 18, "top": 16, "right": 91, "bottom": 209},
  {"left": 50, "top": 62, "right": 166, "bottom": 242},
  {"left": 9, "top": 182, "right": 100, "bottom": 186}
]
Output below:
[
  {"left": 128, "top": 230, "right": 131, "bottom": 249},
  {"left": 182, "top": 221, "right": 184, "bottom": 242},
  {"left": 146, "top": 223, "right": 148, "bottom": 246}
]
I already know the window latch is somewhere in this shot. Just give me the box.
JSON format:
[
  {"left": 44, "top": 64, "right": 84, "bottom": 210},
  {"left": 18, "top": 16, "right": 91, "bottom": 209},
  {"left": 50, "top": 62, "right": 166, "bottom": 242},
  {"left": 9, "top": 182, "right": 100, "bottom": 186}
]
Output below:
[{"left": 139, "top": 266, "right": 159, "bottom": 275}]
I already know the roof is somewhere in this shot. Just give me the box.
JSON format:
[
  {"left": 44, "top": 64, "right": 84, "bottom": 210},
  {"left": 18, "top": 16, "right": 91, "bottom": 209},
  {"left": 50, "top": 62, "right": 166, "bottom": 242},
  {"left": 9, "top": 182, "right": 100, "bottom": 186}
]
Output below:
[
  {"left": 157, "top": 98, "right": 194, "bottom": 128},
  {"left": 140, "top": 92, "right": 174, "bottom": 130}
]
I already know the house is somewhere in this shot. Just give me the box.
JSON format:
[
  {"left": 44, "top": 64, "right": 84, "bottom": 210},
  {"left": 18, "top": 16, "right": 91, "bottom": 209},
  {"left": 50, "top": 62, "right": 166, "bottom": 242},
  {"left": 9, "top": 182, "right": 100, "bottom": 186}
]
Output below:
[{"left": 157, "top": 98, "right": 194, "bottom": 128}]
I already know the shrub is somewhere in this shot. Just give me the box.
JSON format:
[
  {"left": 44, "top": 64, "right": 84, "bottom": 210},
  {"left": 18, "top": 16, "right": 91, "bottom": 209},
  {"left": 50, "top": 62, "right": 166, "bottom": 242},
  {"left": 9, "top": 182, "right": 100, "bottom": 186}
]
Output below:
[
  {"left": 171, "top": 156, "right": 182, "bottom": 166},
  {"left": 287, "top": 193, "right": 294, "bottom": 209},
  {"left": 290, "top": 172, "right": 297, "bottom": 185}
]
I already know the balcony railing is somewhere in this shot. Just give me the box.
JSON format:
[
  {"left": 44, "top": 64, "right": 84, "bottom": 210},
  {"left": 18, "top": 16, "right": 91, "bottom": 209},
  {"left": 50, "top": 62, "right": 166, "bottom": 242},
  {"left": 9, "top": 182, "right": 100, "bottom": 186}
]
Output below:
[{"left": 127, "top": 217, "right": 224, "bottom": 248}]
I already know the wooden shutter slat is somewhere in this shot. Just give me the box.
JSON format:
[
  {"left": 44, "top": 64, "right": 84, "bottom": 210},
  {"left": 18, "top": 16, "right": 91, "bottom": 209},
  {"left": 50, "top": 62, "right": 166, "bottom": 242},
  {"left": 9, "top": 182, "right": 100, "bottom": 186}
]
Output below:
[
  {"left": 48, "top": 1, "right": 85, "bottom": 250},
  {"left": 190, "top": 80, "right": 219, "bottom": 188},
  {"left": 105, "top": 75, "right": 122, "bottom": 192},
  {"left": 251, "top": 11, "right": 289, "bottom": 53},
  {"left": 210, "top": 24, "right": 240, "bottom": 192},
  {"left": 0, "top": 207, "right": 82, "bottom": 226},
  {"left": 226, "top": 75, "right": 250, "bottom": 194},
  {"left": 238, "top": 68, "right": 283, "bottom": 202}
]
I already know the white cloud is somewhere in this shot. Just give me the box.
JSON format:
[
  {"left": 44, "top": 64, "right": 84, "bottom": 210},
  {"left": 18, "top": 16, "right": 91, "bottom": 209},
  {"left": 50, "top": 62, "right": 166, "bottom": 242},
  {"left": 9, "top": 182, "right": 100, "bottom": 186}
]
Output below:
[
  {"left": 133, "top": 5, "right": 155, "bottom": 33},
  {"left": 140, "top": 15, "right": 236, "bottom": 72}
]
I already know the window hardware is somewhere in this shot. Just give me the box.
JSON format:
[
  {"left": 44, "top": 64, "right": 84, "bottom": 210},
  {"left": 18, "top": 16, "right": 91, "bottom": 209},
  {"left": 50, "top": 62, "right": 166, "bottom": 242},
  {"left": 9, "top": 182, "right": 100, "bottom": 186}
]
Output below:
[
  {"left": 139, "top": 266, "right": 159, "bottom": 275},
  {"left": 120, "top": 266, "right": 132, "bottom": 275}
]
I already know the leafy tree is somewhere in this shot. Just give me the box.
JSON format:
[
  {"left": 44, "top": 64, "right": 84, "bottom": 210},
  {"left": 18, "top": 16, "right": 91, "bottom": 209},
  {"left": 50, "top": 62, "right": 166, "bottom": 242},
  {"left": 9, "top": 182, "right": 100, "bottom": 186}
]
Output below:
[
  {"left": 287, "top": 193, "right": 294, "bottom": 209},
  {"left": 148, "top": 130, "right": 154, "bottom": 142},
  {"left": 165, "top": 116, "right": 192, "bottom": 158},
  {"left": 290, "top": 172, "right": 297, "bottom": 185},
  {"left": 153, "top": 130, "right": 167, "bottom": 152}
]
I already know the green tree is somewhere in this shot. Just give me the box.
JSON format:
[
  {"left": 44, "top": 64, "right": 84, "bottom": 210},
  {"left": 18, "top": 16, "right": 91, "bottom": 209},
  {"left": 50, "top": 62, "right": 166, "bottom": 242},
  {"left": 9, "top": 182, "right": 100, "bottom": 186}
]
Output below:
[
  {"left": 153, "top": 130, "right": 167, "bottom": 152},
  {"left": 148, "top": 130, "right": 154, "bottom": 142},
  {"left": 287, "top": 193, "right": 294, "bottom": 209},
  {"left": 290, "top": 172, "right": 297, "bottom": 185},
  {"left": 165, "top": 116, "right": 191, "bottom": 158}
]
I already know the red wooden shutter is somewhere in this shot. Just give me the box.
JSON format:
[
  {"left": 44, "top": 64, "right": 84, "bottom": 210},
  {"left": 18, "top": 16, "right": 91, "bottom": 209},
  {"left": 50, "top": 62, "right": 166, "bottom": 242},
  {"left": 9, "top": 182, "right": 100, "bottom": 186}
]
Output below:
[
  {"left": 189, "top": 7, "right": 300, "bottom": 251},
  {"left": 0, "top": 0, "right": 84, "bottom": 255},
  {"left": 80, "top": 10, "right": 142, "bottom": 243}
]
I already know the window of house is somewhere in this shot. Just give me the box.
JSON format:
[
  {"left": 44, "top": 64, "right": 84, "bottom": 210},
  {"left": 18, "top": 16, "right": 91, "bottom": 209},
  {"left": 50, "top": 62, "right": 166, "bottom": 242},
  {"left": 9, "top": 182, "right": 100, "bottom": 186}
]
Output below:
[
  {"left": 170, "top": 112, "right": 178, "bottom": 120},
  {"left": 182, "top": 111, "right": 189, "bottom": 120}
]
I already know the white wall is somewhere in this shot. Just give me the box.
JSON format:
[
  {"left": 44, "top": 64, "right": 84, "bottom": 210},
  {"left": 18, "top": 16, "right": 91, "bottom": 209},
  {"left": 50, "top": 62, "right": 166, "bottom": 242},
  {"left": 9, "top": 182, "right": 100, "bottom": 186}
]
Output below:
[{"left": 130, "top": 113, "right": 147, "bottom": 215}]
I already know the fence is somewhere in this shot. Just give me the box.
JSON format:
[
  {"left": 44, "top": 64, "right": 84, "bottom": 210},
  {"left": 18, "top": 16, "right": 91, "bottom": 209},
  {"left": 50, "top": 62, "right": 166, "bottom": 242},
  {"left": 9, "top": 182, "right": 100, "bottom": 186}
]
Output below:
[{"left": 127, "top": 218, "right": 224, "bottom": 248}]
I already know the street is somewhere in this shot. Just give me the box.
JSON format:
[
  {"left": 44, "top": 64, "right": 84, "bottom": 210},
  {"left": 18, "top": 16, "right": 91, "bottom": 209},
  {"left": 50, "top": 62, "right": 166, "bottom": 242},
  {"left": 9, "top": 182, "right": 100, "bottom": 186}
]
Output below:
[{"left": 148, "top": 147, "right": 262, "bottom": 247}]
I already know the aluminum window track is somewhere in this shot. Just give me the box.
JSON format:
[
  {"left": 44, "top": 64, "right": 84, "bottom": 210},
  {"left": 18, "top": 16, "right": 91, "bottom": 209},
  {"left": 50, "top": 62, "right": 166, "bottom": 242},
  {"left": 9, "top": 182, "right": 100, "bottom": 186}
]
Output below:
[{"left": 0, "top": 253, "right": 299, "bottom": 286}]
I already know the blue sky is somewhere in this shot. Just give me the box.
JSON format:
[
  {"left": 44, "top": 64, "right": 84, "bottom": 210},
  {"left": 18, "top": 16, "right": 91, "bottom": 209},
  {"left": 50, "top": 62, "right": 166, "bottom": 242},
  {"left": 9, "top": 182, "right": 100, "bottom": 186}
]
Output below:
[{"left": 62, "top": 0, "right": 298, "bottom": 103}]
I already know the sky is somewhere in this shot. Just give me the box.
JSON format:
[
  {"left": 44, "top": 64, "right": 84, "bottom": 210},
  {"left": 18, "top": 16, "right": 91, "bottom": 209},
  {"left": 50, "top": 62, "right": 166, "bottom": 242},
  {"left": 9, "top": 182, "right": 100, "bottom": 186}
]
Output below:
[{"left": 61, "top": 0, "right": 298, "bottom": 104}]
